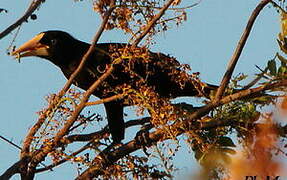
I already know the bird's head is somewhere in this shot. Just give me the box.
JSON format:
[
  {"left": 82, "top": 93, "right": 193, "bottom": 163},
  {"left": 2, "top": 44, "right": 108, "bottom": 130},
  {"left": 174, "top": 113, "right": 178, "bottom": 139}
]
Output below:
[{"left": 11, "top": 30, "right": 83, "bottom": 65}]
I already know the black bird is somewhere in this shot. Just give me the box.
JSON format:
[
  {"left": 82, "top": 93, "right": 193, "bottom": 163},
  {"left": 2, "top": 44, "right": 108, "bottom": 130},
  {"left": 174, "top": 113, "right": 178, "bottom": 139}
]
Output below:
[{"left": 12, "top": 30, "right": 217, "bottom": 143}]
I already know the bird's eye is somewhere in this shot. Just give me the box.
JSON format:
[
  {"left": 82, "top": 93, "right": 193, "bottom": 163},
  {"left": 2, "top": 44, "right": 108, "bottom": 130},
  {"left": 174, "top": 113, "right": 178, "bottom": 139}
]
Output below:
[{"left": 51, "top": 39, "right": 57, "bottom": 45}]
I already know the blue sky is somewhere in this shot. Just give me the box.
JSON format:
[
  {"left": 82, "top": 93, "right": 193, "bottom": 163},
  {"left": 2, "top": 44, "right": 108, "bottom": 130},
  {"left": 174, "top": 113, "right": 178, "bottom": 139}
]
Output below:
[{"left": 0, "top": 0, "right": 281, "bottom": 179}]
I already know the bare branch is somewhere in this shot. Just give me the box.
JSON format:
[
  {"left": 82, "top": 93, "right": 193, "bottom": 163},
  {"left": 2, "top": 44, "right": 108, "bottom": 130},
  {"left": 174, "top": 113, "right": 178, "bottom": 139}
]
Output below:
[
  {"left": 214, "top": 0, "right": 272, "bottom": 101},
  {"left": 0, "top": 135, "right": 21, "bottom": 150},
  {"left": 270, "top": 0, "right": 287, "bottom": 14},
  {"left": 35, "top": 142, "right": 92, "bottom": 173},
  {"left": 0, "top": 0, "right": 44, "bottom": 39},
  {"left": 242, "top": 67, "right": 267, "bottom": 90},
  {"left": 63, "top": 117, "right": 150, "bottom": 144},
  {"left": 85, "top": 94, "right": 124, "bottom": 106},
  {"left": 0, "top": 159, "right": 25, "bottom": 179},
  {"left": 59, "top": 2, "right": 116, "bottom": 96}
]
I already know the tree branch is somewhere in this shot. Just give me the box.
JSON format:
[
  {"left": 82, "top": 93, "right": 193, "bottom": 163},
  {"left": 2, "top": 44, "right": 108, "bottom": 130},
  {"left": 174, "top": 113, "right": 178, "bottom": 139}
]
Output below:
[
  {"left": 19, "top": 1, "right": 116, "bottom": 178},
  {"left": 85, "top": 94, "right": 124, "bottom": 106},
  {"left": 32, "top": 118, "right": 150, "bottom": 174},
  {"left": 76, "top": 79, "right": 287, "bottom": 179},
  {"left": 214, "top": 0, "right": 272, "bottom": 101},
  {"left": 35, "top": 142, "right": 92, "bottom": 173},
  {"left": 21, "top": 0, "right": 116, "bottom": 162},
  {"left": 0, "top": 135, "right": 21, "bottom": 150},
  {"left": 63, "top": 117, "right": 150, "bottom": 144},
  {"left": 59, "top": 2, "right": 116, "bottom": 96},
  {"left": 0, "top": 159, "right": 25, "bottom": 179},
  {"left": 0, "top": 0, "right": 45, "bottom": 40},
  {"left": 28, "top": 66, "right": 114, "bottom": 171}
]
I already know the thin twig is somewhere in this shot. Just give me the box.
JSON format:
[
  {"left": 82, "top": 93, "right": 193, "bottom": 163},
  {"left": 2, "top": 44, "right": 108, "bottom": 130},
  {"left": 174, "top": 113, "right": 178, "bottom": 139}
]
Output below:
[
  {"left": 131, "top": 0, "right": 175, "bottom": 47},
  {"left": 242, "top": 67, "right": 268, "bottom": 90},
  {"left": 6, "top": 26, "right": 21, "bottom": 54},
  {"left": 0, "top": 135, "right": 21, "bottom": 150},
  {"left": 271, "top": 0, "right": 287, "bottom": 14},
  {"left": 0, "top": 134, "right": 51, "bottom": 171},
  {"left": 85, "top": 94, "right": 124, "bottom": 106},
  {"left": 0, "top": 0, "right": 44, "bottom": 39},
  {"left": 122, "top": 0, "right": 201, "bottom": 11},
  {"left": 63, "top": 117, "right": 150, "bottom": 144},
  {"left": 35, "top": 142, "right": 92, "bottom": 173}
]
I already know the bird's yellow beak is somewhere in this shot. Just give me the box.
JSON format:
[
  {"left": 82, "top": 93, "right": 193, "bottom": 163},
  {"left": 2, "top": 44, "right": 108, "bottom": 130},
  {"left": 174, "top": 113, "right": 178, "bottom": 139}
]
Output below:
[{"left": 11, "top": 33, "right": 49, "bottom": 58}]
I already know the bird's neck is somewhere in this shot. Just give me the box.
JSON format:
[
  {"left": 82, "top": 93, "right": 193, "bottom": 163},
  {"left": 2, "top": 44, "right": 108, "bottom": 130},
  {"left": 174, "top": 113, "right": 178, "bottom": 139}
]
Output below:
[{"left": 53, "top": 40, "right": 90, "bottom": 67}]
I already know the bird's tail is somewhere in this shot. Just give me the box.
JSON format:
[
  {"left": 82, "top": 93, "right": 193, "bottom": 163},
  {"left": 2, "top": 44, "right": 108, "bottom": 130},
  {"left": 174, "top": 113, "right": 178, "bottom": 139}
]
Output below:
[
  {"left": 179, "top": 82, "right": 219, "bottom": 98},
  {"left": 104, "top": 101, "right": 125, "bottom": 143}
]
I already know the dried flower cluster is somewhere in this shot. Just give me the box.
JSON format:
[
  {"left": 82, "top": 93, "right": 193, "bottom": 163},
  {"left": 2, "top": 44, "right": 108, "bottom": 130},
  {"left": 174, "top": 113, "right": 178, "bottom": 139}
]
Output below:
[{"left": 93, "top": 0, "right": 188, "bottom": 42}]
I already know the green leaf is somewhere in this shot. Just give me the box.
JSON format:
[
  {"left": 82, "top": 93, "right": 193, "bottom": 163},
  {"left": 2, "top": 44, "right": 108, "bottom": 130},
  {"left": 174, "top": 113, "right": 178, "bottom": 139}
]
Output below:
[
  {"left": 278, "top": 66, "right": 287, "bottom": 76},
  {"left": 277, "top": 53, "right": 287, "bottom": 65},
  {"left": 247, "top": 103, "right": 255, "bottom": 112},
  {"left": 251, "top": 96, "right": 273, "bottom": 104},
  {"left": 267, "top": 59, "right": 277, "bottom": 76},
  {"left": 217, "top": 136, "right": 236, "bottom": 147}
]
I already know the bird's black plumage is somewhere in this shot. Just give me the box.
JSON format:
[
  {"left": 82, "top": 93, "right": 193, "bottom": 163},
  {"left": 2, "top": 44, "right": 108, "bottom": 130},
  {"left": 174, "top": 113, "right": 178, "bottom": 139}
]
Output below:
[{"left": 12, "top": 30, "right": 217, "bottom": 143}]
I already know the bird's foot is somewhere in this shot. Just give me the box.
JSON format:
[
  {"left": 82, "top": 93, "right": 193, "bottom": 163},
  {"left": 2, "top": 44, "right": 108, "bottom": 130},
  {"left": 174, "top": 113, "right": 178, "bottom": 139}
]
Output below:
[
  {"left": 135, "top": 128, "right": 153, "bottom": 156},
  {"left": 110, "top": 140, "right": 123, "bottom": 147}
]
